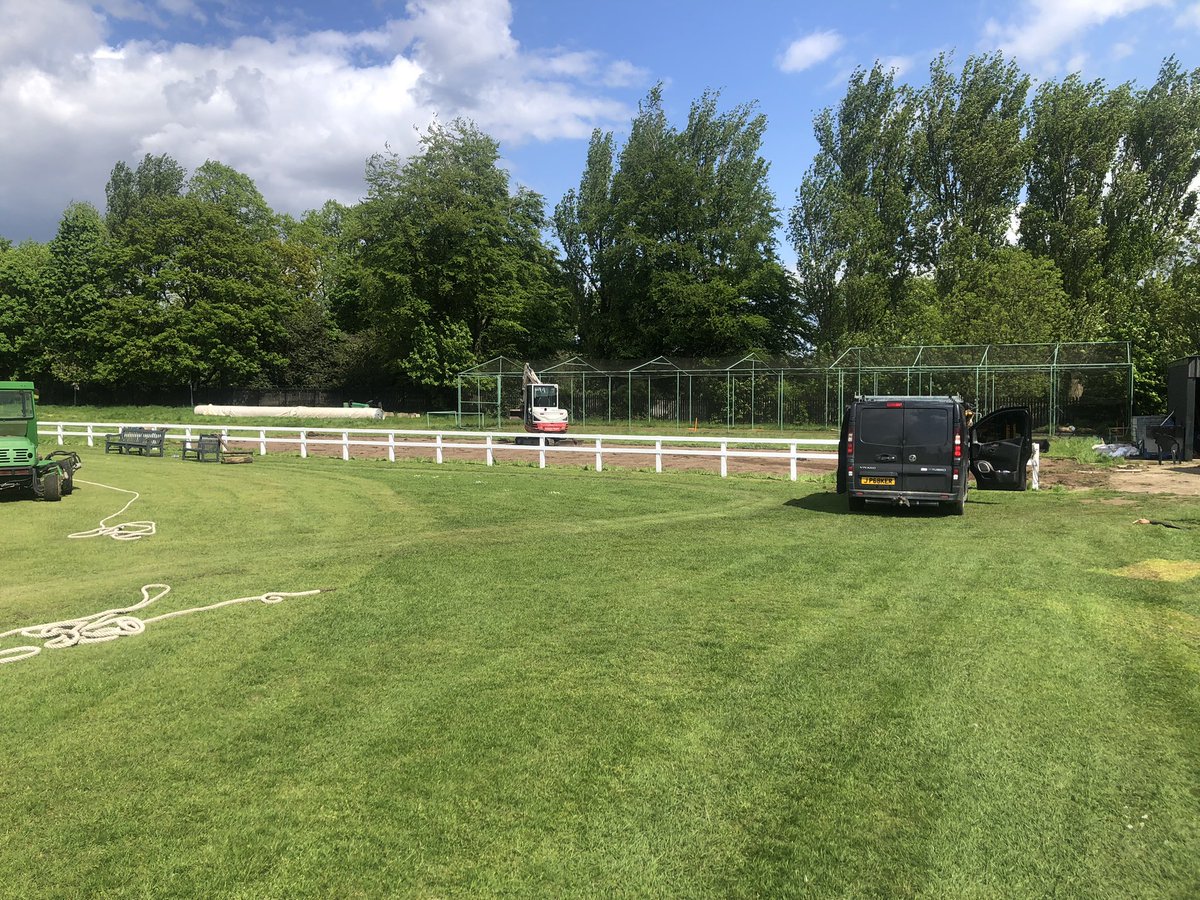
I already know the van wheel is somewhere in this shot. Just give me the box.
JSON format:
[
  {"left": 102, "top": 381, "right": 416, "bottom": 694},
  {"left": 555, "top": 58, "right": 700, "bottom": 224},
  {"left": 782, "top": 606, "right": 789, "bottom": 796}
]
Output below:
[
  {"left": 946, "top": 496, "right": 965, "bottom": 516},
  {"left": 848, "top": 496, "right": 866, "bottom": 512}
]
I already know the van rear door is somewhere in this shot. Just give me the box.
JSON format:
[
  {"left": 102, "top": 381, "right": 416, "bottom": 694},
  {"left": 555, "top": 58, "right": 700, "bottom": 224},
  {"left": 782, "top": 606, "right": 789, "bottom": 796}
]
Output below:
[
  {"left": 854, "top": 402, "right": 903, "bottom": 490},
  {"left": 853, "top": 401, "right": 955, "bottom": 495},
  {"left": 899, "top": 403, "right": 955, "bottom": 495},
  {"left": 970, "top": 407, "right": 1032, "bottom": 490}
]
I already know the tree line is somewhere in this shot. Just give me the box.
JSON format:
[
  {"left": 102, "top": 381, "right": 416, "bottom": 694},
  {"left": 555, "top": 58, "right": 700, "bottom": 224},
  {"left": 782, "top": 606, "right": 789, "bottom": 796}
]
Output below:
[{"left": 1, "top": 53, "right": 1197, "bottom": 408}]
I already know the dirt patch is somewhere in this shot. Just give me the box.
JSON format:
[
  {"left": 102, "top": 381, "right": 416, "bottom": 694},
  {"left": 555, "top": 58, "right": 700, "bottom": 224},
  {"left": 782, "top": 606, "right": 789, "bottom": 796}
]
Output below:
[
  {"left": 1113, "top": 559, "right": 1200, "bottom": 582},
  {"left": 223, "top": 434, "right": 838, "bottom": 480},
  {"left": 1035, "top": 458, "right": 1200, "bottom": 496},
  {"left": 218, "top": 433, "right": 1200, "bottom": 495}
]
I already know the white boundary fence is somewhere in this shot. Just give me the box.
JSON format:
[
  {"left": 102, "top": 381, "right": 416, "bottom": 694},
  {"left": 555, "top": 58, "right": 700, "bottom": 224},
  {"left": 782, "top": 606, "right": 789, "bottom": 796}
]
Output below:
[{"left": 41, "top": 422, "right": 838, "bottom": 481}]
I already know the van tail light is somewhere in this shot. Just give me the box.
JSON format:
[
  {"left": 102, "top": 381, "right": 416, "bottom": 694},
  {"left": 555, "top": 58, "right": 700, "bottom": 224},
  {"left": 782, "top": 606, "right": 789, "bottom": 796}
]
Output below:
[
  {"left": 954, "top": 426, "right": 962, "bottom": 459},
  {"left": 953, "top": 466, "right": 960, "bottom": 481},
  {"left": 886, "top": 401, "right": 903, "bottom": 408},
  {"left": 846, "top": 430, "right": 854, "bottom": 458}
]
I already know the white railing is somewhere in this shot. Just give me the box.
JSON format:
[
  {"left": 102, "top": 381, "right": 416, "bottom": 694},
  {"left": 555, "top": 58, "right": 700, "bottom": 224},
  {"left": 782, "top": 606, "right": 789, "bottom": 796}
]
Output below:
[{"left": 40, "top": 422, "right": 839, "bottom": 481}]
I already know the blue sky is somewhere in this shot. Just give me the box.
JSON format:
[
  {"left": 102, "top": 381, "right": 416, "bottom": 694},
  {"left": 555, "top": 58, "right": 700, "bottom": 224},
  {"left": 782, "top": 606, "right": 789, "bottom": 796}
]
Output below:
[{"left": 0, "top": 0, "right": 1195, "bottom": 254}]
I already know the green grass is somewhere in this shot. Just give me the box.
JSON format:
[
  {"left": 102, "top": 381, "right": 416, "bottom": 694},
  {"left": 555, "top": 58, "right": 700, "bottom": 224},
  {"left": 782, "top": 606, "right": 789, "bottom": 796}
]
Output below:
[
  {"left": 1045, "top": 435, "right": 1125, "bottom": 465},
  {"left": 2, "top": 450, "right": 1198, "bottom": 897}
]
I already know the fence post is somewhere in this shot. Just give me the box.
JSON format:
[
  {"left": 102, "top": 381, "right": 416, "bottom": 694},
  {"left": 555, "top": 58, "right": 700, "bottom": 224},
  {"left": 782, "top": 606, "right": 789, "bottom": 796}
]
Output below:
[
  {"left": 486, "top": 434, "right": 494, "bottom": 466},
  {"left": 539, "top": 435, "right": 546, "bottom": 469},
  {"left": 342, "top": 431, "right": 349, "bottom": 461},
  {"left": 388, "top": 432, "right": 396, "bottom": 463},
  {"left": 259, "top": 428, "right": 267, "bottom": 456},
  {"left": 300, "top": 430, "right": 308, "bottom": 459},
  {"left": 436, "top": 433, "right": 443, "bottom": 465},
  {"left": 790, "top": 442, "right": 798, "bottom": 482},
  {"left": 720, "top": 441, "right": 728, "bottom": 478},
  {"left": 87, "top": 424, "right": 94, "bottom": 447},
  {"left": 655, "top": 439, "right": 662, "bottom": 473},
  {"left": 57, "top": 423, "right": 64, "bottom": 445},
  {"left": 1030, "top": 443, "right": 1040, "bottom": 491},
  {"left": 595, "top": 438, "right": 603, "bottom": 472}
]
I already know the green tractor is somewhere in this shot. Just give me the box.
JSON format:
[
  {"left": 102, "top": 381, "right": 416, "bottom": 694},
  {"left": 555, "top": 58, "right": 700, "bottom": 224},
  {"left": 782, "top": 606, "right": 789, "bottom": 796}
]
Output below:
[{"left": 0, "top": 381, "right": 81, "bottom": 501}]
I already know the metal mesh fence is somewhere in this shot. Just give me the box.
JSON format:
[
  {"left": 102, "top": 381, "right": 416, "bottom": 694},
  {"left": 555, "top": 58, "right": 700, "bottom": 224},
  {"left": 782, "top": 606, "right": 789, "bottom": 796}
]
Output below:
[{"left": 457, "top": 343, "right": 1132, "bottom": 434}]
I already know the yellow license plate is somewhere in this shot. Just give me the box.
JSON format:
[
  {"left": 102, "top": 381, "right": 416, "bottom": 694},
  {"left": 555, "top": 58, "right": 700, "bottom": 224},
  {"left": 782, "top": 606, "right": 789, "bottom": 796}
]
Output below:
[{"left": 860, "top": 476, "right": 896, "bottom": 485}]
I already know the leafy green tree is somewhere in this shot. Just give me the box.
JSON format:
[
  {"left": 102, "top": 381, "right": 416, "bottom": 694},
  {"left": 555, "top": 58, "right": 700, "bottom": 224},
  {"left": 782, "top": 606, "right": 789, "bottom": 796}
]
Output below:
[
  {"left": 1100, "top": 58, "right": 1200, "bottom": 406},
  {"left": 1102, "top": 58, "right": 1200, "bottom": 290},
  {"left": 553, "top": 129, "right": 616, "bottom": 351},
  {"left": 354, "top": 119, "right": 570, "bottom": 386},
  {"left": 912, "top": 53, "right": 1030, "bottom": 280},
  {"left": 936, "top": 247, "right": 1074, "bottom": 344},
  {"left": 1020, "top": 75, "right": 1130, "bottom": 335},
  {"left": 42, "top": 202, "right": 111, "bottom": 385},
  {"left": 560, "top": 87, "right": 795, "bottom": 358},
  {"left": 105, "top": 196, "right": 291, "bottom": 388},
  {"left": 281, "top": 201, "right": 359, "bottom": 325},
  {"left": 790, "top": 64, "right": 917, "bottom": 353},
  {"left": 104, "top": 153, "right": 187, "bottom": 236},
  {"left": 187, "top": 160, "right": 277, "bottom": 240},
  {"left": 0, "top": 241, "right": 51, "bottom": 378},
  {"left": 276, "top": 202, "right": 358, "bottom": 389}
]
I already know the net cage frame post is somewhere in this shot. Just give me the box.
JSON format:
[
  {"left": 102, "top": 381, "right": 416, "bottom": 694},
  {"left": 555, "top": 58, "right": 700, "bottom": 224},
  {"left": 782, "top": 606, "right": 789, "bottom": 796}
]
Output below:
[{"left": 825, "top": 342, "right": 1132, "bottom": 435}]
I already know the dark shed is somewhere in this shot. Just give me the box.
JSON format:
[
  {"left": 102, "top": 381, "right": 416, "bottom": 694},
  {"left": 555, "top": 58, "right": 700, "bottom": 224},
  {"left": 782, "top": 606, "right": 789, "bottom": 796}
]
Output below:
[{"left": 1166, "top": 356, "right": 1200, "bottom": 461}]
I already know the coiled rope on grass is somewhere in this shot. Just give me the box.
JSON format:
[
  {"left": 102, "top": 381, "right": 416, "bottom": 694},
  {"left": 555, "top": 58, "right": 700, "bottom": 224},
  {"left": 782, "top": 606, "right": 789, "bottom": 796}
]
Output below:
[
  {"left": 69, "top": 480, "right": 156, "bottom": 541},
  {"left": 0, "top": 583, "right": 333, "bottom": 665}
]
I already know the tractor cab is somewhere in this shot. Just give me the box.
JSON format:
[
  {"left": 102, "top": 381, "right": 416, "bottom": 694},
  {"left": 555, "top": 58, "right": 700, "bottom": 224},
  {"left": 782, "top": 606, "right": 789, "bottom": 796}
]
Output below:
[
  {"left": 0, "top": 381, "right": 80, "bottom": 500},
  {"left": 0, "top": 385, "right": 38, "bottom": 465}
]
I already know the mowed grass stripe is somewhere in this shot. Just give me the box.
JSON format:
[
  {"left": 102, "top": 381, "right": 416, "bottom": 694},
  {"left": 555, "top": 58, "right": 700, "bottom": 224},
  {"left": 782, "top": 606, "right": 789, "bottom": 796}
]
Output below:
[{"left": 1, "top": 450, "right": 1197, "bottom": 897}]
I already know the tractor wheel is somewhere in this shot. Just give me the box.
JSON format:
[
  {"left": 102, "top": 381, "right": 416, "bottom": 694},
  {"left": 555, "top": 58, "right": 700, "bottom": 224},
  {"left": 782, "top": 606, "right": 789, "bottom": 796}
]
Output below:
[
  {"left": 62, "top": 471, "right": 74, "bottom": 495},
  {"left": 41, "top": 470, "right": 62, "bottom": 502}
]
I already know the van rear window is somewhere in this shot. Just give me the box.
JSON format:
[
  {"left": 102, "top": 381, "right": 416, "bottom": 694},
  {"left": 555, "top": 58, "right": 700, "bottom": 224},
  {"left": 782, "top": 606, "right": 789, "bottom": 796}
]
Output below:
[
  {"left": 904, "top": 408, "right": 949, "bottom": 444},
  {"left": 859, "top": 408, "right": 902, "bottom": 445},
  {"left": 858, "top": 406, "right": 950, "bottom": 446}
]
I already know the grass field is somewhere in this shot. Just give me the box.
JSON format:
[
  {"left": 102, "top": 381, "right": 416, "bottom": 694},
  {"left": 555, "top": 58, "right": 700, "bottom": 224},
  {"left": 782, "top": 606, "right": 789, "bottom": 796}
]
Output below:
[{"left": 2, "top": 448, "right": 1198, "bottom": 897}]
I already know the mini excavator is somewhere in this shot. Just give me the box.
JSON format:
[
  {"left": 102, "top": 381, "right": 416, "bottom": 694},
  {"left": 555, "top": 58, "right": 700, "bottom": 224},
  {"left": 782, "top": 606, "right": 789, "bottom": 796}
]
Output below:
[{"left": 519, "top": 364, "right": 569, "bottom": 441}]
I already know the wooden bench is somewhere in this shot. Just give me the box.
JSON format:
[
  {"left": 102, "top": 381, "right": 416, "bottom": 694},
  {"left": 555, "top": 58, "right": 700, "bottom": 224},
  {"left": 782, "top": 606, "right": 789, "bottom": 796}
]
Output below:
[
  {"left": 182, "top": 433, "right": 254, "bottom": 464},
  {"left": 104, "top": 426, "right": 167, "bottom": 457},
  {"left": 181, "top": 433, "right": 223, "bottom": 462}
]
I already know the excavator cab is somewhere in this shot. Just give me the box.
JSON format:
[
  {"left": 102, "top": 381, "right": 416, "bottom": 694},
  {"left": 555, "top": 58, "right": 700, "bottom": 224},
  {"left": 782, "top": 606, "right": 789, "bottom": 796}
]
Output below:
[{"left": 522, "top": 366, "right": 569, "bottom": 435}]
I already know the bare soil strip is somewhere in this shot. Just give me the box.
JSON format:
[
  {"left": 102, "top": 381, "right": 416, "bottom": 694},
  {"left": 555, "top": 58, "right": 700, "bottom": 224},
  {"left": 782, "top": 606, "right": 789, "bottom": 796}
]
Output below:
[{"left": 220, "top": 433, "right": 1200, "bottom": 496}]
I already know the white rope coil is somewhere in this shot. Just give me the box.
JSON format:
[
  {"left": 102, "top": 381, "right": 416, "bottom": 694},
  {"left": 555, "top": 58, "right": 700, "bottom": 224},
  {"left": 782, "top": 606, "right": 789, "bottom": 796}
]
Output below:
[
  {"left": 69, "top": 480, "right": 156, "bottom": 541},
  {"left": 0, "top": 584, "right": 332, "bottom": 665}
]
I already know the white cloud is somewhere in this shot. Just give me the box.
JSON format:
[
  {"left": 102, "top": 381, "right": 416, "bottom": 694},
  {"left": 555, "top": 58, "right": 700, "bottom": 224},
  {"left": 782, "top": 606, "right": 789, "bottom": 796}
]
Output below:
[
  {"left": 1176, "top": 2, "right": 1200, "bottom": 28},
  {"left": 603, "top": 60, "right": 650, "bottom": 88},
  {"left": 0, "top": 0, "right": 638, "bottom": 240},
  {"left": 877, "top": 55, "right": 913, "bottom": 77},
  {"left": 1065, "top": 52, "right": 1088, "bottom": 73},
  {"left": 778, "top": 30, "right": 844, "bottom": 73},
  {"left": 983, "top": 0, "right": 1168, "bottom": 67},
  {"left": 1111, "top": 41, "right": 1135, "bottom": 59}
]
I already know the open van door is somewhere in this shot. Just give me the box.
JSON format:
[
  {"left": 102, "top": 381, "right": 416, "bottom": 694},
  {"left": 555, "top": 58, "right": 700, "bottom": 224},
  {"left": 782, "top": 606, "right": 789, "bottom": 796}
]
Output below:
[{"left": 970, "top": 406, "right": 1032, "bottom": 490}]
